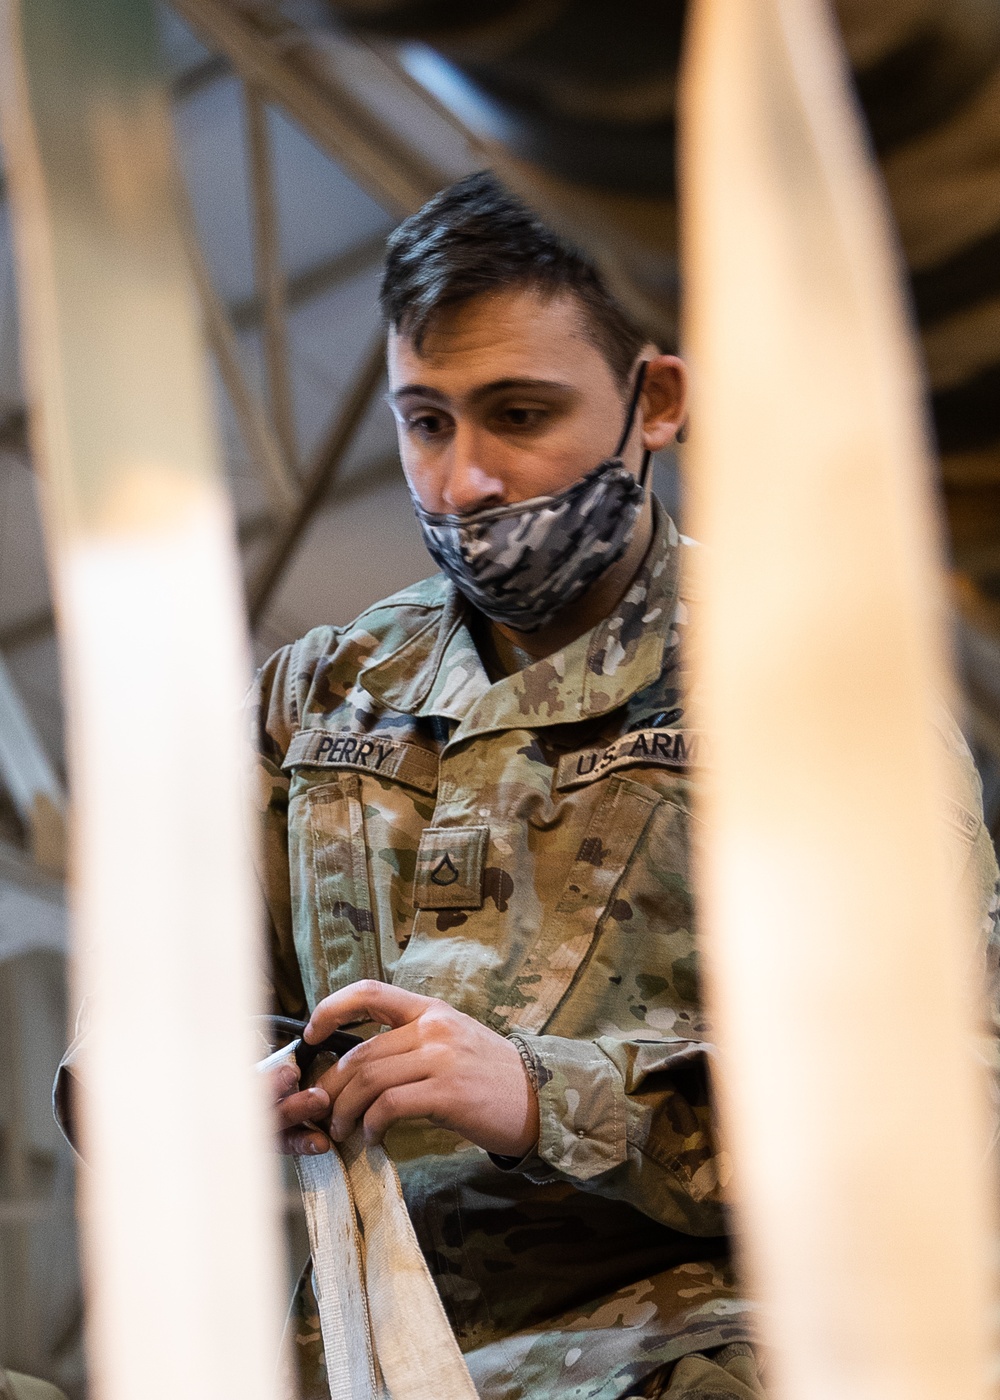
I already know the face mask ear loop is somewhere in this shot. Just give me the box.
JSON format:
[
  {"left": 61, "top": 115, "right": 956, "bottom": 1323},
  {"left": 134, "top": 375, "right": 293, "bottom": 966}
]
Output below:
[
  {"left": 615, "top": 361, "right": 653, "bottom": 493},
  {"left": 613, "top": 360, "right": 650, "bottom": 459},
  {"left": 638, "top": 446, "right": 653, "bottom": 491}
]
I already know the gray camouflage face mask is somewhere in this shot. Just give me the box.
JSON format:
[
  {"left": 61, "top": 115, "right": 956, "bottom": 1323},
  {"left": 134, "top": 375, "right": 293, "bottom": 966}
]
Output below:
[{"left": 412, "top": 363, "right": 652, "bottom": 633}]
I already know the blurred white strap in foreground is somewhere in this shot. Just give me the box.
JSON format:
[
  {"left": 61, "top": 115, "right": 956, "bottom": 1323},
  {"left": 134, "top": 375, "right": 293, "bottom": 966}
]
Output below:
[
  {"left": 0, "top": 2, "right": 286, "bottom": 1398},
  {"left": 681, "top": 2, "right": 998, "bottom": 1398}
]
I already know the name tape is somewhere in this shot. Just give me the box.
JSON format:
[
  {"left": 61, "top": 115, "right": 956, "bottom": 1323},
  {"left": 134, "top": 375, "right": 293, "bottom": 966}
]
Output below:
[
  {"left": 556, "top": 728, "right": 701, "bottom": 790},
  {"left": 283, "top": 729, "right": 439, "bottom": 794}
]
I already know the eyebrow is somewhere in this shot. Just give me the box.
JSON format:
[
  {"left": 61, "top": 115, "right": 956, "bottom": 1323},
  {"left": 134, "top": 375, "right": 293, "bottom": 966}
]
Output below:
[{"left": 389, "top": 377, "right": 576, "bottom": 405}]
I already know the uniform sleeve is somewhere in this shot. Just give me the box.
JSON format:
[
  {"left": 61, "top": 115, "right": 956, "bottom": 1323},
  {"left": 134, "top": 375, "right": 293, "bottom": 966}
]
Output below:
[
  {"left": 506, "top": 1030, "right": 728, "bottom": 1236},
  {"left": 504, "top": 715, "right": 1000, "bottom": 1240},
  {"left": 244, "top": 640, "right": 309, "bottom": 1021}
]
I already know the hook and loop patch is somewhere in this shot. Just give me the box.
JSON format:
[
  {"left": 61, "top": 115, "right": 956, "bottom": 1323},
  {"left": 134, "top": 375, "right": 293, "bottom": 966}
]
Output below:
[{"left": 414, "top": 826, "right": 489, "bottom": 909}]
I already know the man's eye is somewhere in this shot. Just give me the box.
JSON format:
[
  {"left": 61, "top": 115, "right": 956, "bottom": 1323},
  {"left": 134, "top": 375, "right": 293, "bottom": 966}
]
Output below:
[
  {"left": 407, "top": 413, "right": 448, "bottom": 436},
  {"left": 498, "top": 406, "right": 546, "bottom": 429}
]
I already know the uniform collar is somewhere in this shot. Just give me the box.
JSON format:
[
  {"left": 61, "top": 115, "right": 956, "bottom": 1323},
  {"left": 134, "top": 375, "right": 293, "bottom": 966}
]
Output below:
[{"left": 359, "top": 502, "right": 681, "bottom": 735}]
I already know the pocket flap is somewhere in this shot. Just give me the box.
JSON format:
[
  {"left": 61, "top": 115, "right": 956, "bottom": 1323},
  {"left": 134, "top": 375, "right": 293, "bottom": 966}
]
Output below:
[{"left": 494, "top": 778, "right": 661, "bottom": 1034}]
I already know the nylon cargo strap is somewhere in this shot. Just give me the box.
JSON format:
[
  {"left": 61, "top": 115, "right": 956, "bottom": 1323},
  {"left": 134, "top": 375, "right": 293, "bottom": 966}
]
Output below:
[{"left": 258, "top": 1044, "right": 478, "bottom": 1400}]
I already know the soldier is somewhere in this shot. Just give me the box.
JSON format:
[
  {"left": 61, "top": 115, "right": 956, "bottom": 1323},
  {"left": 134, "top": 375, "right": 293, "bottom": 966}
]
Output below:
[{"left": 251, "top": 172, "right": 999, "bottom": 1400}]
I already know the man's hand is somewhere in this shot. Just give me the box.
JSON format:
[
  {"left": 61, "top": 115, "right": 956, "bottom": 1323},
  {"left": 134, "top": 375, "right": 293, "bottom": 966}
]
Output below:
[
  {"left": 267, "top": 1060, "right": 331, "bottom": 1156},
  {"left": 305, "top": 980, "right": 540, "bottom": 1158}
]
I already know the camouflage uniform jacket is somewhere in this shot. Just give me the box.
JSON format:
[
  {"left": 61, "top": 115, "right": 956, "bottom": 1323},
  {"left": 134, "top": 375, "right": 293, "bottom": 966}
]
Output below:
[{"left": 246, "top": 504, "right": 1000, "bottom": 1400}]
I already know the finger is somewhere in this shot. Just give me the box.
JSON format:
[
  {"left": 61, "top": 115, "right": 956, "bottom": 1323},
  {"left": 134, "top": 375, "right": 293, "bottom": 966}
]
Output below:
[
  {"left": 306, "top": 980, "right": 433, "bottom": 1042},
  {"left": 275, "top": 1085, "right": 330, "bottom": 1131},
  {"left": 266, "top": 1061, "right": 300, "bottom": 1102},
  {"left": 314, "top": 1023, "right": 421, "bottom": 1098},
  {"left": 362, "top": 1080, "right": 442, "bottom": 1146},
  {"left": 327, "top": 1050, "right": 430, "bottom": 1141},
  {"left": 278, "top": 1126, "right": 331, "bottom": 1156}
]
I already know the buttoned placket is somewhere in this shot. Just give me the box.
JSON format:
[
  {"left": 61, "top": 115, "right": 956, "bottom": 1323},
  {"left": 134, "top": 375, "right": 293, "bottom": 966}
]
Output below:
[{"left": 352, "top": 506, "right": 683, "bottom": 1023}]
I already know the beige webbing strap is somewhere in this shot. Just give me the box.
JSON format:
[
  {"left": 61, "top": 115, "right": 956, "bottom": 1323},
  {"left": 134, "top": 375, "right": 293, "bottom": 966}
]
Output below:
[
  {"left": 296, "top": 1147, "right": 382, "bottom": 1400},
  {"left": 336, "top": 1133, "right": 479, "bottom": 1400},
  {"left": 261, "top": 1048, "right": 478, "bottom": 1400}
]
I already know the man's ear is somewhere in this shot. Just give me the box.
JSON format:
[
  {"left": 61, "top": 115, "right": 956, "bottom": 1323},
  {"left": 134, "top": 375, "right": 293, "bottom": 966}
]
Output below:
[{"left": 641, "top": 354, "right": 687, "bottom": 451}]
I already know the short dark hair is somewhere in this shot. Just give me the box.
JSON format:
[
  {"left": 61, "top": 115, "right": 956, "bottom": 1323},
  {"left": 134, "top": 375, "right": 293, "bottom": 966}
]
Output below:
[{"left": 379, "top": 171, "right": 645, "bottom": 387}]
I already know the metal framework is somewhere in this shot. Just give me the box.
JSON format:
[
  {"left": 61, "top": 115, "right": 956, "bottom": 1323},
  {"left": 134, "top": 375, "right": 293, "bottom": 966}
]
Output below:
[
  {"left": 168, "top": 0, "right": 442, "bottom": 215},
  {"left": 244, "top": 81, "right": 298, "bottom": 476},
  {"left": 0, "top": 655, "right": 64, "bottom": 875},
  {"left": 248, "top": 332, "right": 387, "bottom": 625},
  {"left": 0, "top": 2, "right": 471, "bottom": 670}
]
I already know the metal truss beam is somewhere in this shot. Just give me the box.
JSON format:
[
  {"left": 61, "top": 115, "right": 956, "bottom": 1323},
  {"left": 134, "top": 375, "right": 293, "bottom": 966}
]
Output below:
[
  {"left": 244, "top": 80, "right": 298, "bottom": 472},
  {"left": 229, "top": 229, "right": 386, "bottom": 333},
  {"left": 0, "top": 651, "right": 65, "bottom": 874},
  {"left": 249, "top": 334, "right": 386, "bottom": 626},
  {"left": 177, "top": 177, "right": 299, "bottom": 517},
  {"left": 168, "top": 0, "right": 441, "bottom": 215}
]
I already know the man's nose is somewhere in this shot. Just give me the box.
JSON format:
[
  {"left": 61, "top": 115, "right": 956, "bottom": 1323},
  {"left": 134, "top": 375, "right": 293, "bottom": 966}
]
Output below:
[{"left": 441, "top": 424, "right": 506, "bottom": 514}]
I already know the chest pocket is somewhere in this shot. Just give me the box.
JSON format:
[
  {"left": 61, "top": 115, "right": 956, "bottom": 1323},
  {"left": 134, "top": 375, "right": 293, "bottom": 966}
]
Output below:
[
  {"left": 287, "top": 774, "right": 382, "bottom": 999},
  {"left": 495, "top": 775, "right": 662, "bottom": 1035},
  {"left": 283, "top": 729, "right": 441, "bottom": 1004}
]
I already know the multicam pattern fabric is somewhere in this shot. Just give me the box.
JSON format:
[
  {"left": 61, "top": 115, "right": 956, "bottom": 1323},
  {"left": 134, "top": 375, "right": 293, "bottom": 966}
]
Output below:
[
  {"left": 412, "top": 457, "right": 646, "bottom": 632},
  {"left": 246, "top": 502, "right": 1000, "bottom": 1400},
  {"left": 624, "top": 1342, "right": 764, "bottom": 1398}
]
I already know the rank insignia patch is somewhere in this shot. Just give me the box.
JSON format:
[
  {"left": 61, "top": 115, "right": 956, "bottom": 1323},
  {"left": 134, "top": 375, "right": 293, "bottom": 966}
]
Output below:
[{"left": 414, "top": 825, "right": 489, "bottom": 909}]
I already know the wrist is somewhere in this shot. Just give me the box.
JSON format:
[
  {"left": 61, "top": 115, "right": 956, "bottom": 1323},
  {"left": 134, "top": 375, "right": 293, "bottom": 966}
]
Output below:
[{"left": 507, "top": 1035, "right": 540, "bottom": 1157}]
